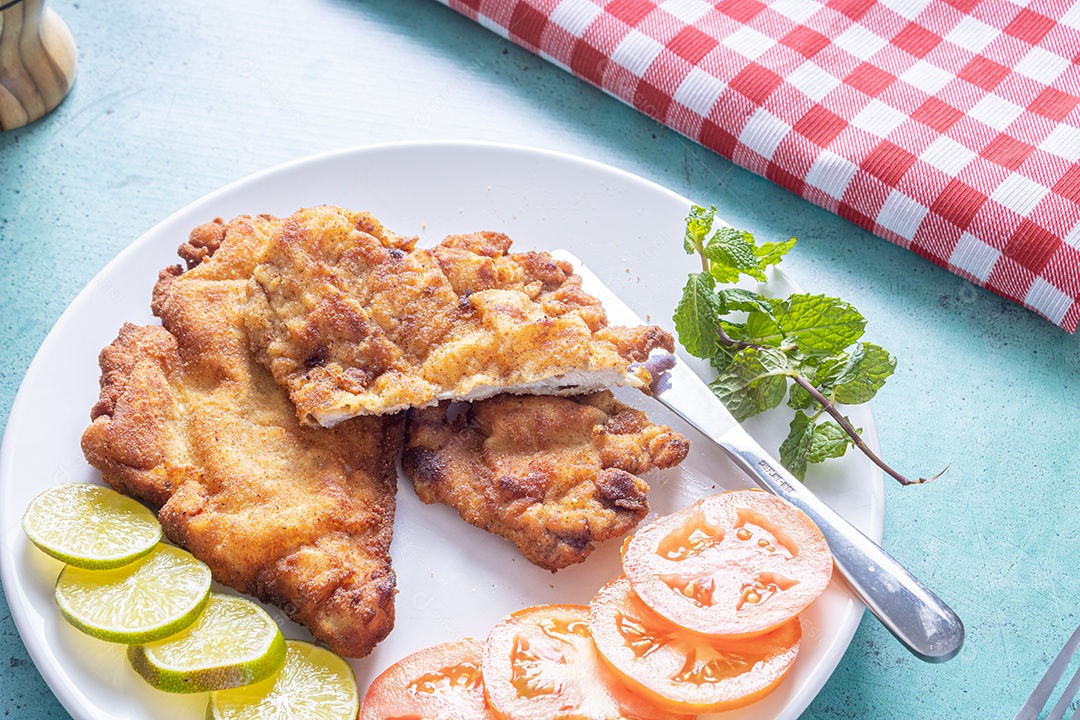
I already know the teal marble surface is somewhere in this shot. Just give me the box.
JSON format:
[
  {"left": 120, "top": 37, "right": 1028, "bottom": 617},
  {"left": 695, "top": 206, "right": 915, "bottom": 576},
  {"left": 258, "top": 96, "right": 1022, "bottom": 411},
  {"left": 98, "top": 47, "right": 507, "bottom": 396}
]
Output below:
[{"left": 1, "top": 1, "right": 1078, "bottom": 717}]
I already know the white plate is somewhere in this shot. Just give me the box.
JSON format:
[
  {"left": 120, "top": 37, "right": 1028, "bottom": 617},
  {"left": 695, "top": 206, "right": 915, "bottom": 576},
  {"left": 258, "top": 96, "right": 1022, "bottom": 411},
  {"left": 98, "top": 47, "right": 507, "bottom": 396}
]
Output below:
[{"left": 0, "top": 141, "right": 884, "bottom": 720}]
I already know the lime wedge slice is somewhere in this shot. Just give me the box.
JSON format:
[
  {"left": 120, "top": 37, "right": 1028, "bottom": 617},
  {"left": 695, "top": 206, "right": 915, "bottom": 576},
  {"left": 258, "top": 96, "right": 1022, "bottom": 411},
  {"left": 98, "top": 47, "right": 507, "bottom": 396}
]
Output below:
[
  {"left": 22, "top": 483, "right": 161, "bottom": 569},
  {"left": 55, "top": 544, "right": 212, "bottom": 644},
  {"left": 207, "top": 640, "right": 358, "bottom": 720},
  {"left": 128, "top": 593, "right": 287, "bottom": 693}
]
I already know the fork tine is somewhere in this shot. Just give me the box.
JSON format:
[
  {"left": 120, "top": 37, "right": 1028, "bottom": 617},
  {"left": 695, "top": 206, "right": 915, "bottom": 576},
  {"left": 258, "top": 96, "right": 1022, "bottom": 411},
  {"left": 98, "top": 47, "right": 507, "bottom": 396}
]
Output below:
[
  {"left": 1048, "top": 663, "right": 1080, "bottom": 720},
  {"left": 1015, "top": 623, "right": 1080, "bottom": 720}
]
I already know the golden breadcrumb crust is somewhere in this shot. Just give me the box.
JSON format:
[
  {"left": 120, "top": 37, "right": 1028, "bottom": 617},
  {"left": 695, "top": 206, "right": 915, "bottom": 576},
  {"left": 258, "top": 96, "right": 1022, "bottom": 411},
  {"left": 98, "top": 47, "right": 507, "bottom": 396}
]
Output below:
[
  {"left": 402, "top": 392, "right": 689, "bottom": 571},
  {"left": 81, "top": 214, "right": 404, "bottom": 658},
  {"left": 242, "top": 206, "right": 672, "bottom": 425},
  {"left": 81, "top": 205, "right": 682, "bottom": 651}
]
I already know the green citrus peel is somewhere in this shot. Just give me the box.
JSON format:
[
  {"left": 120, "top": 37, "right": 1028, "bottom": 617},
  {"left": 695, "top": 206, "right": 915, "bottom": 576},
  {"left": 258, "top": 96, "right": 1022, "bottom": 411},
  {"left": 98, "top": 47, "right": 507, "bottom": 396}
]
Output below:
[
  {"left": 22, "top": 483, "right": 161, "bottom": 569},
  {"left": 128, "top": 593, "right": 286, "bottom": 693},
  {"left": 207, "top": 640, "right": 358, "bottom": 720},
  {"left": 55, "top": 544, "right": 212, "bottom": 644}
]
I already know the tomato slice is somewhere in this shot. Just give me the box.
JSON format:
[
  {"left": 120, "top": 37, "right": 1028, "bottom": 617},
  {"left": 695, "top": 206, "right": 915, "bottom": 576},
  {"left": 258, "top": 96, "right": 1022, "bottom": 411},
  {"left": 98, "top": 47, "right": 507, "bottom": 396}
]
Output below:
[
  {"left": 623, "top": 490, "right": 832, "bottom": 638},
  {"left": 590, "top": 575, "right": 800, "bottom": 714},
  {"left": 481, "top": 604, "right": 694, "bottom": 720},
  {"left": 360, "top": 638, "right": 496, "bottom": 720}
]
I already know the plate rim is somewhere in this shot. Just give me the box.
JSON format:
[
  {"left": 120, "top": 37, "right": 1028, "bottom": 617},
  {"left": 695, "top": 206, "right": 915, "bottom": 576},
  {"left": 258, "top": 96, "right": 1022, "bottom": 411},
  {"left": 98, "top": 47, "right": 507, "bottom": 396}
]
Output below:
[{"left": 0, "top": 139, "right": 884, "bottom": 720}]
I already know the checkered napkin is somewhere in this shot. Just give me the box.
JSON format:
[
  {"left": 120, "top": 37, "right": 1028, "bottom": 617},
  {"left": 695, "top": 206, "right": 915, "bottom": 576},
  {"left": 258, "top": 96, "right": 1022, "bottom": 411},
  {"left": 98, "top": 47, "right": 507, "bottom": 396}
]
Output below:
[{"left": 436, "top": 0, "right": 1080, "bottom": 331}]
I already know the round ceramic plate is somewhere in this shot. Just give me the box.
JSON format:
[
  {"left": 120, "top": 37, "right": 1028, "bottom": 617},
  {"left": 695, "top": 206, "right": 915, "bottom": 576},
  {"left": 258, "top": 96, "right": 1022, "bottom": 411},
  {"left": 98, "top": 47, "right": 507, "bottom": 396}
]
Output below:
[{"left": 0, "top": 141, "right": 884, "bottom": 720}]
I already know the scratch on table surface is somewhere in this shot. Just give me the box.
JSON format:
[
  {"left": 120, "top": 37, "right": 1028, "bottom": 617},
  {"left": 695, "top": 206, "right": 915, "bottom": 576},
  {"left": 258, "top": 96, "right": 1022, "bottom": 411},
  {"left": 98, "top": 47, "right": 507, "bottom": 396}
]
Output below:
[
  {"left": 821, "top": 675, "right": 938, "bottom": 716},
  {"left": 967, "top": 499, "right": 1010, "bottom": 663},
  {"left": 1003, "top": 525, "right": 1036, "bottom": 554},
  {"left": 64, "top": 87, "right": 146, "bottom": 138}
]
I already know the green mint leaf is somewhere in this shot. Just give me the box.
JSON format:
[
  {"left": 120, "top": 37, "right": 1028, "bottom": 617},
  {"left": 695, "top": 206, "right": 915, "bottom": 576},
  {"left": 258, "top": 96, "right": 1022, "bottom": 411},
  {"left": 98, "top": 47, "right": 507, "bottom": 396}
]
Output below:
[
  {"left": 716, "top": 287, "right": 773, "bottom": 314},
  {"left": 673, "top": 272, "right": 721, "bottom": 359},
  {"left": 754, "top": 237, "right": 797, "bottom": 268},
  {"left": 819, "top": 343, "right": 866, "bottom": 391},
  {"left": 775, "top": 294, "right": 866, "bottom": 356},
  {"left": 718, "top": 319, "right": 746, "bottom": 340},
  {"left": 786, "top": 350, "right": 825, "bottom": 376},
  {"left": 711, "top": 332, "right": 740, "bottom": 371},
  {"left": 781, "top": 415, "right": 861, "bottom": 479},
  {"left": 810, "top": 353, "right": 844, "bottom": 387},
  {"left": 723, "top": 297, "right": 786, "bottom": 347},
  {"left": 709, "top": 347, "right": 790, "bottom": 422},
  {"left": 672, "top": 207, "right": 907, "bottom": 482},
  {"left": 684, "top": 204, "right": 716, "bottom": 255},
  {"left": 786, "top": 377, "right": 817, "bottom": 410},
  {"left": 809, "top": 420, "right": 858, "bottom": 464},
  {"left": 779, "top": 411, "right": 814, "bottom": 481},
  {"left": 735, "top": 309, "right": 783, "bottom": 348},
  {"left": 787, "top": 343, "right": 894, "bottom": 410},
  {"left": 785, "top": 354, "right": 844, "bottom": 409},
  {"left": 831, "top": 343, "right": 896, "bottom": 405},
  {"left": 705, "top": 227, "right": 765, "bottom": 283}
]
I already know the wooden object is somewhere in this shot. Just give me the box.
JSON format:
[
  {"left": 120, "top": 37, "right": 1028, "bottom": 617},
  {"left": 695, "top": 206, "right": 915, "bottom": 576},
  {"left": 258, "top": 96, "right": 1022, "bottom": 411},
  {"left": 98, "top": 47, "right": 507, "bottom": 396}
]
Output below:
[{"left": 0, "top": 0, "right": 76, "bottom": 131}]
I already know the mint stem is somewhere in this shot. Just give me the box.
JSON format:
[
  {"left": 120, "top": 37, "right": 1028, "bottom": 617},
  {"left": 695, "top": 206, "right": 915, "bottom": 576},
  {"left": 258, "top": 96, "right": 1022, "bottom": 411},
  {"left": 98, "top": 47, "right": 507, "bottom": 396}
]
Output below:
[
  {"left": 786, "top": 374, "right": 932, "bottom": 486},
  {"left": 715, "top": 325, "right": 937, "bottom": 486}
]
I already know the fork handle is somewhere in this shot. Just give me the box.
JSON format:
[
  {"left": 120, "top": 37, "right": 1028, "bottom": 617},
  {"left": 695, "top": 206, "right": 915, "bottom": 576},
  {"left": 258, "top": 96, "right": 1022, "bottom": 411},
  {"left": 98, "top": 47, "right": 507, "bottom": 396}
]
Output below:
[
  {"left": 1014, "top": 624, "right": 1080, "bottom": 719},
  {"left": 719, "top": 427, "right": 965, "bottom": 663}
]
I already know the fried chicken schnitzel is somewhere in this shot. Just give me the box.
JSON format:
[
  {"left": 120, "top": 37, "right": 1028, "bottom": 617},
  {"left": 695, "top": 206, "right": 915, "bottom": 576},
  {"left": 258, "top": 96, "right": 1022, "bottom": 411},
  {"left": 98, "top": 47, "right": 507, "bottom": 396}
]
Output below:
[
  {"left": 242, "top": 206, "right": 671, "bottom": 426},
  {"left": 402, "top": 392, "right": 689, "bottom": 571},
  {"left": 81, "top": 205, "right": 681, "bottom": 648},
  {"left": 80, "top": 214, "right": 404, "bottom": 658}
]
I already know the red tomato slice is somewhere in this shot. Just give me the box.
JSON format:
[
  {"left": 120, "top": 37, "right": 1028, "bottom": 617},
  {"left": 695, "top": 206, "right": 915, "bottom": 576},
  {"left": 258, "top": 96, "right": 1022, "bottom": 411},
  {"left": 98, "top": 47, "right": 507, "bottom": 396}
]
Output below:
[
  {"left": 360, "top": 638, "right": 496, "bottom": 720},
  {"left": 481, "top": 604, "right": 694, "bottom": 720},
  {"left": 623, "top": 490, "right": 832, "bottom": 638},
  {"left": 590, "top": 575, "right": 801, "bottom": 714}
]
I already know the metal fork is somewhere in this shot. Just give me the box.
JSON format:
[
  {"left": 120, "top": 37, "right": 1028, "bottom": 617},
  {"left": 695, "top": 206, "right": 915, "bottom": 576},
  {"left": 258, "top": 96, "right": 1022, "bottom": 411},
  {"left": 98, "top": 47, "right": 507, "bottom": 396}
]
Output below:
[{"left": 1015, "top": 624, "right": 1080, "bottom": 720}]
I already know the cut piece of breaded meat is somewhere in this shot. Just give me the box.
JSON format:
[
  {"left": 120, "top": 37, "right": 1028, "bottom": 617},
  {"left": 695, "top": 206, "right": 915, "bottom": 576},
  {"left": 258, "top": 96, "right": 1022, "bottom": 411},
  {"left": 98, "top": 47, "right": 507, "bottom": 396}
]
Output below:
[
  {"left": 402, "top": 391, "right": 689, "bottom": 572},
  {"left": 80, "top": 213, "right": 404, "bottom": 658},
  {"left": 242, "top": 206, "right": 674, "bottom": 426}
]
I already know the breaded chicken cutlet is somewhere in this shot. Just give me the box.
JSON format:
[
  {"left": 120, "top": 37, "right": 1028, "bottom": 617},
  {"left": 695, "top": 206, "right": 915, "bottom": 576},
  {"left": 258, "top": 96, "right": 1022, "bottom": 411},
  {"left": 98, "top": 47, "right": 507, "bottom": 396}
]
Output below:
[
  {"left": 82, "top": 205, "right": 684, "bottom": 651},
  {"left": 80, "top": 214, "right": 404, "bottom": 658},
  {"left": 403, "top": 392, "right": 689, "bottom": 571},
  {"left": 241, "top": 206, "right": 672, "bottom": 426}
]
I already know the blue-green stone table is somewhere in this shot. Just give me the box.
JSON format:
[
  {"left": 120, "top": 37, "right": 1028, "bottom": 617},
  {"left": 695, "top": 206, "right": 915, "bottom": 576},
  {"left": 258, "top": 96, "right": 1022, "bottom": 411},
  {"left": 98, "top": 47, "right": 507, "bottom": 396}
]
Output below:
[{"left": 2, "top": 1, "right": 1078, "bottom": 717}]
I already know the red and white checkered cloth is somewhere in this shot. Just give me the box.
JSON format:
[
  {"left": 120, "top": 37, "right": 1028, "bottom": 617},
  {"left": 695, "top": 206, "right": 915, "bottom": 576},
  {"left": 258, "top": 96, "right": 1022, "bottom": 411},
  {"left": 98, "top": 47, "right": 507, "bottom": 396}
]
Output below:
[{"left": 436, "top": 0, "right": 1080, "bottom": 331}]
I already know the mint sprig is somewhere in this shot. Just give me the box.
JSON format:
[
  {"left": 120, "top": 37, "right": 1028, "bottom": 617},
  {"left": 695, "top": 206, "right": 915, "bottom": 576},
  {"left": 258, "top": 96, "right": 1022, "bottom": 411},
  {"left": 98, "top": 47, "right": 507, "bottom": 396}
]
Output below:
[
  {"left": 672, "top": 204, "right": 938, "bottom": 485},
  {"left": 673, "top": 272, "right": 722, "bottom": 358}
]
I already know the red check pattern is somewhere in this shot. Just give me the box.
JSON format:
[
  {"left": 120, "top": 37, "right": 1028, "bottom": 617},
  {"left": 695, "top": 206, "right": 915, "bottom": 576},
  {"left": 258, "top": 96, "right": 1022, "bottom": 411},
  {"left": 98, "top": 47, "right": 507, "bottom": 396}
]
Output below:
[{"left": 437, "top": 0, "right": 1080, "bottom": 331}]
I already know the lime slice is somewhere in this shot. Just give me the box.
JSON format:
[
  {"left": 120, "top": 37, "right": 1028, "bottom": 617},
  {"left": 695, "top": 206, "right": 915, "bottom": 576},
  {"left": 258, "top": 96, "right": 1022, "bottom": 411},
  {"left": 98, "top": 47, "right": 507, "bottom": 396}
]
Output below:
[
  {"left": 128, "top": 593, "right": 287, "bottom": 693},
  {"left": 55, "top": 544, "right": 212, "bottom": 644},
  {"left": 22, "top": 483, "right": 161, "bottom": 569},
  {"left": 207, "top": 640, "right": 358, "bottom": 720}
]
